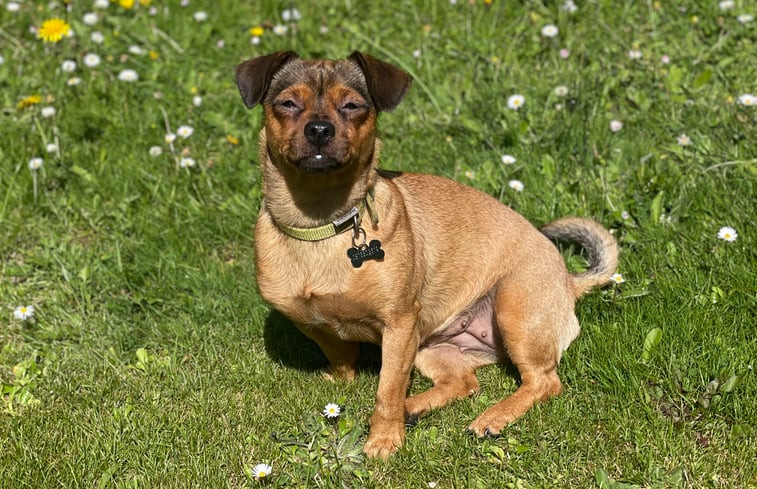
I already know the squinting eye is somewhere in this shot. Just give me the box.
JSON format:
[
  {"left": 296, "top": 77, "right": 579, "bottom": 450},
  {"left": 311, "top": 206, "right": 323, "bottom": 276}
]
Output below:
[
  {"left": 280, "top": 100, "right": 297, "bottom": 109},
  {"left": 341, "top": 102, "right": 360, "bottom": 111}
]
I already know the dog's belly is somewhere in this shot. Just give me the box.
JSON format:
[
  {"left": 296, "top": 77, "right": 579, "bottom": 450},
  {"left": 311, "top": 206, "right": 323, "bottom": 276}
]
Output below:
[{"left": 421, "top": 291, "right": 505, "bottom": 360}]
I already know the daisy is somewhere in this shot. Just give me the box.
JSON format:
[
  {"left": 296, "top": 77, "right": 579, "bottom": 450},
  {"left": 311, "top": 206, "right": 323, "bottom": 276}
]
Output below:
[
  {"left": 0, "top": 54, "right": 4, "bottom": 65},
  {"left": 464, "top": 170, "right": 476, "bottom": 179},
  {"left": 507, "top": 94, "right": 525, "bottom": 110},
  {"left": 738, "top": 94, "right": 756, "bottom": 106},
  {"left": 117, "top": 69, "right": 139, "bottom": 82},
  {"left": 149, "top": 146, "right": 163, "bottom": 156},
  {"left": 554, "top": 85, "right": 568, "bottom": 96},
  {"left": 621, "top": 210, "right": 631, "bottom": 220},
  {"left": 251, "top": 463, "right": 272, "bottom": 480},
  {"left": 717, "top": 226, "right": 738, "bottom": 242},
  {"left": 94, "top": 0, "right": 110, "bottom": 8},
  {"left": 67, "top": 77, "right": 82, "bottom": 87},
  {"left": 176, "top": 125, "right": 194, "bottom": 138},
  {"left": 500, "top": 154, "right": 516, "bottom": 165},
  {"left": 508, "top": 179, "right": 524, "bottom": 192},
  {"left": 609, "top": 120, "right": 623, "bottom": 132},
  {"left": 128, "top": 45, "right": 146, "bottom": 56},
  {"left": 192, "top": 95, "right": 202, "bottom": 107},
  {"left": 6, "top": 2, "right": 20, "bottom": 12},
  {"left": 323, "top": 403, "right": 341, "bottom": 418},
  {"left": 14, "top": 305, "right": 35, "bottom": 321},
  {"left": 250, "top": 36, "right": 261, "bottom": 46},
  {"left": 179, "top": 157, "right": 196, "bottom": 168},
  {"left": 628, "top": 49, "right": 643, "bottom": 60},
  {"left": 559, "top": 48, "right": 570, "bottom": 59},
  {"left": 62, "top": 59, "right": 77, "bottom": 72},
  {"left": 165, "top": 133, "right": 177, "bottom": 144},
  {"left": 282, "top": 8, "right": 301, "bottom": 21},
  {"left": 193, "top": 11, "right": 207, "bottom": 22},
  {"left": 718, "top": 0, "right": 734, "bottom": 9},
  {"left": 83, "top": 12, "right": 98, "bottom": 25},
  {"left": 272, "top": 24, "right": 288, "bottom": 36},
  {"left": 41, "top": 106, "right": 56, "bottom": 118},
  {"left": 46, "top": 143, "right": 59, "bottom": 153},
  {"left": 28, "top": 157, "right": 43, "bottom": 170},
  {"left": 38, "top": 18, "right": 71, "bottom": 43},
  {"left": 84, "top": 53, "right": 101, "bottom": 68},
  {"left": 541, "top": 24, "right": 559, "bottom": 38},
  {"left": 562, "top": 0, "right": 577, "bottom": 13},
  {"left": 676, "top": 134, "right": 691, "bottom": 146},
  {"left": 610, "top": 273, "right": 625, "bottom": 284},
  {"left": 91, "top": 31, "right": 105, "bottom": 44},
  {"left": 661, "top": 54, "right": 670, "bottom": 64},
  {"left": 737, "top": 14, "right": 753, "bottom": 24}
]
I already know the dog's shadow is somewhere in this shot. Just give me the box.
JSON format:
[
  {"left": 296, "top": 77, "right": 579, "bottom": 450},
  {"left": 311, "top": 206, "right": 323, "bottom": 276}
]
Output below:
[{"left": 263, "top": 310, "right": 381, "bottom": 374}]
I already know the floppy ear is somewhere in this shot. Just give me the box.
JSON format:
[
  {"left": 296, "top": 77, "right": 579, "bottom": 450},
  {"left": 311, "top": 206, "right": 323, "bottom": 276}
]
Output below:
[
  {"left": 348, "top": 51, "right": 412, "bottom": 111},
  {"left": 235, "top": 51, "right": 299, "bottom": 109}
]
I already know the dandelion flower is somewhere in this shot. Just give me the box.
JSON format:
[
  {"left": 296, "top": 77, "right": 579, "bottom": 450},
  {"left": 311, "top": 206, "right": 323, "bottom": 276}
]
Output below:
[
  {"left": 554, "top": 85, "right": 568, "bottom": 96},
  {"left": 177, "top": 125, "right": 194, "bottom": 138},
  {"left": 38, "top": 18, "right": 71, "bottom": 43},
  {"left": 323, "top": 403, "right": 341, "bottom": 418},
  {"left": 28, "top": 157, "right": 43, "bottom": 170},
  {"left": 609, "top": 120, "right": 623, "bottom": 132},
  {"left": 251, "top": 463, "right": 272, "bottom": 480},
  {"left": 117, "top": 69, "right": 139, "bottom": 82},
  {"left": 226, "top": 134, "right": 239, "bottom": 145},
  {"left": 508, "top": 179, "right": 524, "bottom": 192},
  {"left": 501, "top": 154, "right": 516, "bottom": 165},
  {"left": 628, "top": 49, "right": 643, "bottom": 60},
  {"left": 717, "top": 226, "right": 738, "bottom": 242},
  {"left": 119, "top": 0, "right": 135, "bottom": 9},
  {"left": 610, "top": 273, "right": 625, "bottom": 284},
  {"left": 541, "top": 24, "right": 559, "bottom": 38},
  {"left": 84, "top": 53, "right": 101, "bottom": 68},
  {"left": 282, "top": 8, "right": 301, "bottom": 21},
  {"left": 149, "top": 146, "right": 163, "bottom": 156},
  {"left": 62, "top": 59, "right": 77, "bottom": 72},
  {"left": 676, "top": 134, "right": 691, "bottom": 146},
  {"left": 17, "top": 95, "right": 42, "bottom": 110},
  {"left": 179, "top": 157, "right": 196, "bottom": 168},
  {"left": 83, "top": 12, "right": 99, "bottom": 25},
  {"left": 272, "top": 24, "right": 288, "bottom": 36},
  {"left": 14, "top": 305, "right": 35, "bottom": 321},
  {"left": 41, "top": 106, "right": 56, "bottom": 118},
  {"left": 507, "top": 94, "right": 525, "bottom": 110},
  {"left": 737, "top": 14, "right": 753, "bottom": 24},
  {"left": 193, "top": 11, "right": 208, "bottom": 22},
  {"left": 738, "top": 94, "right": 756, "bottom": 106},
  {"left": 249, "top": 26, "right": 264, "bottom": 37}
]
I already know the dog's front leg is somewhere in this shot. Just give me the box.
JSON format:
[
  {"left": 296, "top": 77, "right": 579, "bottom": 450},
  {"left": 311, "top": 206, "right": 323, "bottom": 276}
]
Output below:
[{"left": 364, "top": 312, "right": 420, "bottom": 459}]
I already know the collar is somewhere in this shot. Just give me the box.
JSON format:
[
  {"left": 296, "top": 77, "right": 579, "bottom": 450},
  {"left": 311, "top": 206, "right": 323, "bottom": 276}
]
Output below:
[{"left": 274, "top": 189, "right": 379, "bottom": 241}]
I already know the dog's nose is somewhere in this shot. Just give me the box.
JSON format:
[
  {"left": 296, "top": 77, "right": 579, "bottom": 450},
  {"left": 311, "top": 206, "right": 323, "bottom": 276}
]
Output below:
[{"left": 304, "top": 120, "right": 335, "bottom": 147}]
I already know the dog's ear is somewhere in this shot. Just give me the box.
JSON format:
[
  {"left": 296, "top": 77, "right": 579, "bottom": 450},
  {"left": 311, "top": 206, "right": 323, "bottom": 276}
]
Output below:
[
  {"left": 349, "top": 51, "right": 411, "bottom": 112},
  {"left": 236, "top": 51, "right": 299, "bottom": 109}
]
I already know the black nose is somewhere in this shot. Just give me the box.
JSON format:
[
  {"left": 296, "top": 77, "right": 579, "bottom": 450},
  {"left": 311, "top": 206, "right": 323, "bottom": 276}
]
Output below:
[{"left": 304, "top": 120, "right": 335, "bottom": 147}]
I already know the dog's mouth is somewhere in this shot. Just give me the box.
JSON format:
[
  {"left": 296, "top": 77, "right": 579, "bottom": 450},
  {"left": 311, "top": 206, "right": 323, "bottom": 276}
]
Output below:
[{"left": 296, "top": 154, "right": 343, "bottom": 173}]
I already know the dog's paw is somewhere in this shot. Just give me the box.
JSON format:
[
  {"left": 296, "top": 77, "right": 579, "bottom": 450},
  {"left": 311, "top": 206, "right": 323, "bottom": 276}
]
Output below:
[
  {"left": 322, "top": 364, "right": 356, "bottom": 382},
  {"left": 467, "top": 413, "right": 510, "bottom": 437},
  {"left": 363, "top": 424, "right": 405, "bottom": 459}
]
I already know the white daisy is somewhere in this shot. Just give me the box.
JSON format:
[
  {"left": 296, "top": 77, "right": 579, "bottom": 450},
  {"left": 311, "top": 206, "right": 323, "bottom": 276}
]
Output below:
[
  {"left": 464, "top": 170, "right": 476, "bottom": 179},
  {"left": 676, "top": 134, "right": 691, "bottom": 146},
  {"left": 149, "top": 146, "right": 163, "bottom": 156},
  {"left": 323, "top": 403, "right": 341, "bottom": 418},
  {"left": 610, "top": 273, "right": 625, "bottom": 284},
  {"left": 609, "top": 120, "right": 624, "bottom": 132},
  {"left": 83, "top": 12, "right": 98, "bottom": 25},
  {"left": 738, "top": 94, "right": 756, "bottom": 106},
  {"left": 718, "top": 0, "right": 735, "bottom": 10},
  {"left": 41, "top": 106, "right": 56, "bottom": 118},
  {"left": 165, "top": 133, "right": 177, "bottom": 144},
  {"left": 507, "top": 94, "right": 525, "bottom": 110},
  {"left": 177, "top": 125, "right": 194, "bottom": 139},
  {"left": 628, "top": 49, "right": 643, "bottom": 60},
  {"left": 562, "top": 0, "right": 577, "bottom": 13},
  {"left": 94, "top": 0, "right": 109, "bottom": 8},
  {"left": 179, "top": 157, "right": 196, "bottom": 168},
  {"left": 0, "top": 54, "right": 4, "bottom": 65},
  {"left": 252, "top": 463, "right": 272, "bottom": 480},
  {"left": 500, "top": 154, "right": 516, "bottom": 165},
  {"left": 28, "top": 157, "right": 43, "bottom": 170},
  {"left": 6, "top": 2, "right": 20, "bottom": 12},
  {"left": 128, "top": 45, "right": 146, "bottom": 56},
  {"left": 91, "top": 31, "right": 104, "bottom": 44},
  {"left": 554, "top": 85, "right": 568, "bottom": 96},
  {"left": 193, "top": 11, "right": 208, "bottom": 22},
  {"left": 14, "top": 305, "right": 35, "bottom": 321},
  {"left": 117, "top": 69, "right": 139, "bottom": 82},
  {"left": 541, "top": 24, "right": 559, "bottom": 38},
  {"left": 281, "top": 8, "right": 301, "bottom": 21},
  {"left": 250, "top": 36, "right": 261, "bottom": 45},
  {"left": 67, "top": 77, "right": 82, "bottom": 86},
  {"left": 508, "top": 179, "right": 524, "bottom": 192},
  {"left": 717, "top": 226, "right": 738, "bottom": 242},
  {"left": 46, "top": 143, "right": 59, "bottom": 153},
  {"left": 61, "top": 59, "right": 77, "bottom": 72},
  {"left": 192, "top": 95, "right": 202, "bottom": 107},
  {"left": 272, "top": 24, "right": 288, "bottom": 36},
  {"left": 737, "top": 14, "right": 753, "bottom": 24},
  {"left": 84, "top": 53, "right": 101, "bottom": 68},
  {"left": 621, "top": 210, "right": 631, "bottom": 220}
]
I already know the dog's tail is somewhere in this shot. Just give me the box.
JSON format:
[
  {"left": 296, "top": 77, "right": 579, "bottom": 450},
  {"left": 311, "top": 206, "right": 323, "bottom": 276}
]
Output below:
[{"left": 540, "top": 217, "right": 619, "bottom": 299}]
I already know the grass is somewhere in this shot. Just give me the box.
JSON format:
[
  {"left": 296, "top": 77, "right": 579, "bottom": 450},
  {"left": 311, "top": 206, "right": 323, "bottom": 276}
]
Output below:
[{"left": 1, "top": 0, "right": 755, "bottom": 487}]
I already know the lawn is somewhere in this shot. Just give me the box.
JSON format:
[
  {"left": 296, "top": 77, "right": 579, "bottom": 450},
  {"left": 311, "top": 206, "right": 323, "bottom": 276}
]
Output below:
[{"left": 1, "top": 0, "right": 755, "bottom": 487}]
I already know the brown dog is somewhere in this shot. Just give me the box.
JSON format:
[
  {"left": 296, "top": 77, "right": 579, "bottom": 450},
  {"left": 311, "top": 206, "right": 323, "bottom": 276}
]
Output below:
[{"left": 235, "top": 51, "right": 619, "bottom": 458}]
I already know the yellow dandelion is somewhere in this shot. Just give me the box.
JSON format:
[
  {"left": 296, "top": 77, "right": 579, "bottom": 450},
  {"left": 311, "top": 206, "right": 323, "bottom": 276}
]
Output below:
[
  {"left": 249, "top": 26, "right": 264, "bottom": 37},
  {"left": 17, "top": 95, "right": 42, "bottom": 110},
  {"left": 37, "top": 18, "right": 71, "bottom": 43},
  {"left": 149, "top": 50, "right": 159, "bottom": 60},
  {"left": 119, "top": 0, "right": 135, "bottom": 9},
  {"left": 226, "top": 134, "right": 239, "bottom": 145}
]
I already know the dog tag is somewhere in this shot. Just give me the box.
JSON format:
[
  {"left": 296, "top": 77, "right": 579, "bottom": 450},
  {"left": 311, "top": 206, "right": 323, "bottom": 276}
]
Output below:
[{"left": 347, "top": 240, "right": 384, "bottom": 268}]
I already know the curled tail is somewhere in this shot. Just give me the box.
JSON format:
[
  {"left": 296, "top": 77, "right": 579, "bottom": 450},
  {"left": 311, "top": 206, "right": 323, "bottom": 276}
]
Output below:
[{"left": 541, "top": 217, "right": 619, "bottom": 299}]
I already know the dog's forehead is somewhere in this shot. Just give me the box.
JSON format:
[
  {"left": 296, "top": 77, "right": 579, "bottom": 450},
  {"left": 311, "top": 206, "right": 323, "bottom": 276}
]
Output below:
[{"left": 266, "top": 59, "right": 370, "bottom": 103}]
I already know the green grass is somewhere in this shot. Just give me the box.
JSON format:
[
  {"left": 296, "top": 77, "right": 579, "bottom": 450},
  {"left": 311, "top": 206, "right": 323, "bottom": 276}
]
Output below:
[{"left": 1, "top": 0, "right": 755, "bottom": 487}]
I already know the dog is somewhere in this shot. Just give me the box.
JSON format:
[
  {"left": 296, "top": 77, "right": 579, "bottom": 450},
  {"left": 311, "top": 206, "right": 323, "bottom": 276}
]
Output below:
[{"left": 235, "top": 51, "right": 619, "bottom": 458}]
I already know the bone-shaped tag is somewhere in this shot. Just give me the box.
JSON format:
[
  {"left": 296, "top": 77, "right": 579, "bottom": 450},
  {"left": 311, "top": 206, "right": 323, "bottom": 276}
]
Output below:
[{"left": 347, "top": 240, "right": 384, "bottom": 268}]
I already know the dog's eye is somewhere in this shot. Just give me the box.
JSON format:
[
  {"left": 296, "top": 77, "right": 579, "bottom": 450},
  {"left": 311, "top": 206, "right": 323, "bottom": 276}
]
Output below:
[
  {"left": 279, "top": 100, "right": 298, "bottom": 109},
  {"left": 340, "top": 102, "right": 360, "bottom": 111}
]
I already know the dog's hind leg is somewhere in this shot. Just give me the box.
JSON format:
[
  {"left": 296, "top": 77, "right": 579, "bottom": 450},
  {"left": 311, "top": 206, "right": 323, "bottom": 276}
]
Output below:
[
  {"left": 299, "top": 324, "right": 360, "bottom": 381},
  {"left": 405, "top": 345, "right": 484, "bottom": 423},
  {"left": 467, "top": 276, "right": 574, "bottom": 436}
]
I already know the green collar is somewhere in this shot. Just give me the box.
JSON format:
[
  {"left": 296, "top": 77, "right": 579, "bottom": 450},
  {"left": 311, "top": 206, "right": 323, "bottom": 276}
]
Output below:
[{"left": 275, "top": 190, "right": 379, "bottom": 241}]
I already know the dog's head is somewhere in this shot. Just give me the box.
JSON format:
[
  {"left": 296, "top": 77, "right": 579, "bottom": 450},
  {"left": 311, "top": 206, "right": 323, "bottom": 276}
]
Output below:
[{"left": 235, "top": 51, "right": 411, "bottom": 174}]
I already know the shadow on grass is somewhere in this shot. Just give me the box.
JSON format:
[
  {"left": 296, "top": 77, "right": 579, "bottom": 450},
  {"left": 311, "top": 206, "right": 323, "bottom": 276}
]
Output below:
[{"left": 263, "top": 310, "right": 381, "bottom": 375}]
